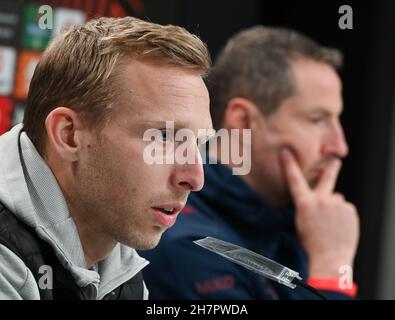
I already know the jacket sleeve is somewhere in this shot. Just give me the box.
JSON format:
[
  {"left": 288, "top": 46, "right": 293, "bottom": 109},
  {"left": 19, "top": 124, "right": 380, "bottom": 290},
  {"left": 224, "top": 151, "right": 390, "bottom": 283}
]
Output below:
[{"left": 0, "top": 244, "right": 40, "bottom": 300}]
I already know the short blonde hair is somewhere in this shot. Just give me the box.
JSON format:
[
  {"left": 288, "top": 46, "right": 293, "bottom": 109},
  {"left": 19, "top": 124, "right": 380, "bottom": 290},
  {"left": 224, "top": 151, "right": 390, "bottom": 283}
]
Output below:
[{"left": 24, "top": 16, "right": 211, "bottom": 154}]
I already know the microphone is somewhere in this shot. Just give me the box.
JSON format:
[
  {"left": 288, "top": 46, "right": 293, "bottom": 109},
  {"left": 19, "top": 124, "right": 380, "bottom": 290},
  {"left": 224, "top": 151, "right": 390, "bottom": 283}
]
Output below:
[{"left": 194, "top": 236, "right": 328, "bottom": 300}]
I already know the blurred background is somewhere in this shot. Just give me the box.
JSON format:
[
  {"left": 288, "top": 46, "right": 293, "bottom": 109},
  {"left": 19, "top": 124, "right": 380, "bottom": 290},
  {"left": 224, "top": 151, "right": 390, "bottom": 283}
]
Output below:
[{"left": 0, "top": 0, "right": 394, "bottom": 299}]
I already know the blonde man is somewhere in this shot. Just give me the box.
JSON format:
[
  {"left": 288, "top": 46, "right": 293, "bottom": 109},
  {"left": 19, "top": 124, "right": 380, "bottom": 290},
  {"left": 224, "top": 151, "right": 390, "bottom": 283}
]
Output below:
[{"left": 0, "top": 17, "right": 212, "bottom": 300}]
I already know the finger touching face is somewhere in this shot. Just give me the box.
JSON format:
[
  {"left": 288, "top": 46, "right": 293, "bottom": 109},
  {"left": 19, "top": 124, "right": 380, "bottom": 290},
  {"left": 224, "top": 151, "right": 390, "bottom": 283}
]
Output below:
[
  {"left": 280, "top": 148, "right": 312, "bottom": 202},
  {"left": 245, "top": 58, "right": 347, "bottom": 206},
  {"left": 282, "top": 58, "right": 347, "bottom": 184}
]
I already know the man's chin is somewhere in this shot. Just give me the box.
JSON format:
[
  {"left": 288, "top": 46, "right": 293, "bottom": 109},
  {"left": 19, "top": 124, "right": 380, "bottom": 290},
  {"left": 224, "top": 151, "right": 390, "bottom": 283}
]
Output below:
[{"left": 126, "top": 234, "right": 163, "bottom": 251}]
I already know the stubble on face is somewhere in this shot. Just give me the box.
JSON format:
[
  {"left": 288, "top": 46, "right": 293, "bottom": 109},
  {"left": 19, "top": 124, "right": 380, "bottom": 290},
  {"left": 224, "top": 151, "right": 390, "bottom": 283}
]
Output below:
[{"left": 70, "top": 131, "right": 164, "bottom": 251}]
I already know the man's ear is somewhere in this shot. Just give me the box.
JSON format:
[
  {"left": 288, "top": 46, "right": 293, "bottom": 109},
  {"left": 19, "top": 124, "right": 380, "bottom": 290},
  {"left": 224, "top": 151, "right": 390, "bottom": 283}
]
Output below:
[
  {"left": 44, "top": 107, "right": 83, "bottom": 162},
  {"left": 224, "top": 97, "right": 262, "bottom": 130}
]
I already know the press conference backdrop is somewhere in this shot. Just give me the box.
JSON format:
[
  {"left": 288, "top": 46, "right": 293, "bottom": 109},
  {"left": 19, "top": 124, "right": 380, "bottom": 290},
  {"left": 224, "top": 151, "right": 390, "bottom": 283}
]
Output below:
[
  {"left": 0, "top": 0, "right": 142, "bottom": 135},
  {"left": 378, "top": 82, "right": 395, "bottom": 299}
]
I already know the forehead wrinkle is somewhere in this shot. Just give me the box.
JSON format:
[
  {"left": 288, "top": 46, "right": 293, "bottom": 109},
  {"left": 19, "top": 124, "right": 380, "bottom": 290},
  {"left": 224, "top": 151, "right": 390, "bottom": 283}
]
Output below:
[{"left": 158, "top": 81, "right": 208, "bottom": 101}]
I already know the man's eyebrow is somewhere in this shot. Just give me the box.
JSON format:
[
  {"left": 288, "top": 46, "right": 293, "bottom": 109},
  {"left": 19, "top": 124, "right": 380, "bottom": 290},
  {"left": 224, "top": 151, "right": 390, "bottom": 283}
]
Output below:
[
  {"left": 140, "top": 120, "right": 202, "bottom": 130},
  {"left": 311, "top": 109, "right": 331, "bottom": 116},
  {"left": 307, "top": 107, "right": 342, "bottom": 116},
  {"left": 139, "top": 120, "right": 172, "bottom": 128},
  {"left": 140, "top": 120, "right": 164, "bottom": 125}
]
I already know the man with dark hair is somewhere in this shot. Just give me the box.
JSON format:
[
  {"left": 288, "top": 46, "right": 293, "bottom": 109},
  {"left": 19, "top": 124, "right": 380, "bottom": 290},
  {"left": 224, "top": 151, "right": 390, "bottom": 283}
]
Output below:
[
  {"left": 0, "top": 17, "right": 212, "bottom": 299},
  {"left": 141, "top": 26, "right": 360, "bottom": 299}
]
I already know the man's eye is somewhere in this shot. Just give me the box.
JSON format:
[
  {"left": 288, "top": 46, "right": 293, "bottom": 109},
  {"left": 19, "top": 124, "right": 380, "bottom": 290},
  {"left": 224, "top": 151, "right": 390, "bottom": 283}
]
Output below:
[
  {"left": 309, "top": 117, "right": 324, "bottom": 124},
  {"left": 159, "top": 130, "right": 171, "bottom": 141}
]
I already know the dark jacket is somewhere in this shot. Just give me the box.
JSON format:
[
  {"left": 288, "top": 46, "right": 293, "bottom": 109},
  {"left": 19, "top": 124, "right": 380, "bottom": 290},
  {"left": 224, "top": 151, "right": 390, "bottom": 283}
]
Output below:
[
  {"left": 140, "top": 162, "right": 352, "bottom": 299},
  {"left": 0, "top": 201, "right": 144, "bottom": 300}
]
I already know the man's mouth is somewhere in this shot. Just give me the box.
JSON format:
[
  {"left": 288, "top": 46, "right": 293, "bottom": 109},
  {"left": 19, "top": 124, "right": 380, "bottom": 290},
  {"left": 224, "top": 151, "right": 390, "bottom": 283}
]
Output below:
[
  {"left": 155, "top": 207, "right": 177, "bottom": 214},
  {"left": 151, "top": 203, "right": 184, "bottom": 227}
]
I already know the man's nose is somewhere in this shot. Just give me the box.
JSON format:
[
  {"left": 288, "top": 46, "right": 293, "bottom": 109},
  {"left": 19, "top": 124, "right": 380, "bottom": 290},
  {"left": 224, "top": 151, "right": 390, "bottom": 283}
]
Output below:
[
  {"left": 169, "top": 147, "right": 205, "bottom": 192},
  {"left": 322, "top": 122, "right": 349, "bottom": 158}
]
